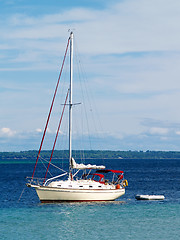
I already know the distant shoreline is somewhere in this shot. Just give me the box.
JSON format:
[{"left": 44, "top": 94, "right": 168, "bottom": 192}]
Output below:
[{"left": 1, "top": 150, "right": 180, "bottom": 162}]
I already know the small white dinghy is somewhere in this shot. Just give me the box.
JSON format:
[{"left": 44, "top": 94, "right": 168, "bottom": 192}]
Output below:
[{"left": 135, "top": 195, "right": 165, "bottom": 200}]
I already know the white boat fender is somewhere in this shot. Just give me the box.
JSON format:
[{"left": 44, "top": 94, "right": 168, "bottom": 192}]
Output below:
[{"left": 135, "top": 195, "right": 165, "bottom": 200}]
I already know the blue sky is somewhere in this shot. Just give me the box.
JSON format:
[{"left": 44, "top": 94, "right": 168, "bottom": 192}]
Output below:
[{"left": 1, "top": 0, "right": 180, "bottom": 151}]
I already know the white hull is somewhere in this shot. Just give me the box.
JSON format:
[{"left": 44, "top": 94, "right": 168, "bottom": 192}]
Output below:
[{"left": 31, "top": 185, "right": 125, "bottom": 202}]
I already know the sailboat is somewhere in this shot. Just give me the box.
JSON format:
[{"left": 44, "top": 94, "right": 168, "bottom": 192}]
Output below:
[{"left": 27, "top": 32, "right": 128, "bottom": 202}]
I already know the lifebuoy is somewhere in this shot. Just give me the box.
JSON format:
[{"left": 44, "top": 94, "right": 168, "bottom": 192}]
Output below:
[{"left": 122, "top": 179, "right": 128, "bottom": 187}]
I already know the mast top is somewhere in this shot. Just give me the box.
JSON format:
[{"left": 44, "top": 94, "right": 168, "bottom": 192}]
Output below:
[{"left": 70, "top": 31, "right": 73, "bottom": 38}]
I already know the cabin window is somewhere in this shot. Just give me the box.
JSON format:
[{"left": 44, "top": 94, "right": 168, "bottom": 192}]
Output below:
[
  {"left": 89, "top": 186, "right": 93, "bottom": 188},
  {"left": 57, "top": 185, "right": 61, "bottom": 187},
  {"left": 98, "top": 186, "right": 102, "bottom": 188},
  {"left": 79, "top": 186, "right": 83, "bottom": 188},
  {"left": 68, "top": 185, "right": 72, "bottom": 187}
]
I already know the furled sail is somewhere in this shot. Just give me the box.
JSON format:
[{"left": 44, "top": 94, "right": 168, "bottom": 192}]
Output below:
[{"left": 71, "top": 158, "right": 105, "bottom": 170}]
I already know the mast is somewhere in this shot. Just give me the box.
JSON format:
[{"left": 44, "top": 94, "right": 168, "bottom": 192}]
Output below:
[{"left": 69, "top": 31, "right": 73, "bottom": 178}]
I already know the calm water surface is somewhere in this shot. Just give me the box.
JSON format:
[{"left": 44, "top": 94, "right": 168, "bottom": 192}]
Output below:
[{"left": 0, "top": 159, "right": 179, "bottom": 240}]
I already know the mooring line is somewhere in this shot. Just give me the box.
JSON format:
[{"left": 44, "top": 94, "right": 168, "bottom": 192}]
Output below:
[{"left": 18, "top": 187, "right": 26, "bottom": 202}]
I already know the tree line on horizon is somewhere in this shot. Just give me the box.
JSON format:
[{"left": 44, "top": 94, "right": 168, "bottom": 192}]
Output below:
[{"left": 1, "top": 150, "right": 180, "bottom": 160}]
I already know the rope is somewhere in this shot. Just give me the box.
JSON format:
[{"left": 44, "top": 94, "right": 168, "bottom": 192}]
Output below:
[
  {"left": 18, "top": 187, "right": 26, "bottom": 202},
  {"left": 31, "top": 36, "right": 70, "bottom": 180},
  {"left": 39, "top": 158, "right": 53, "bottom": 177},
  {"left": 39, "top": 156, "right": 67, "bottom": 173},
  {"left": 43, "top": 89, "right": 69, "bottom": 184}
]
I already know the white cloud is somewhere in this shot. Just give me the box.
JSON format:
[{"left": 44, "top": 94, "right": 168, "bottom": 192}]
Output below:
[
  {"left": 36, "top": 128, "right": 42, "bottom": 133},
  {"left": 0, "top": 127, "right": 16, "bottom": 137},
  {"left": 149, "top": 127, "right": 169, "bottom": 135}
]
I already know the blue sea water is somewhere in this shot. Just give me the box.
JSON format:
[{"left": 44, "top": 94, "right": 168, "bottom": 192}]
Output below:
[{"left": 0, "top": 158, "right": 180, "bottom": 240}]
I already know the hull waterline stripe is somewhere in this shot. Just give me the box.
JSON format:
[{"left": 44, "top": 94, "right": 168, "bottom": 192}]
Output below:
[{"left": 40, "top": 200, "right": 116, "bottom": 203}]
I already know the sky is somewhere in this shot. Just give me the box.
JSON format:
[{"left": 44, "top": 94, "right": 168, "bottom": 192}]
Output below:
[{"left": 1, "top": 0, "right": 180, "bottom": 151}]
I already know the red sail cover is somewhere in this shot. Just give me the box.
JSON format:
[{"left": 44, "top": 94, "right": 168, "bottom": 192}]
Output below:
[{"left": 96, "top": 169, "right": 124, "bottom": 174}]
